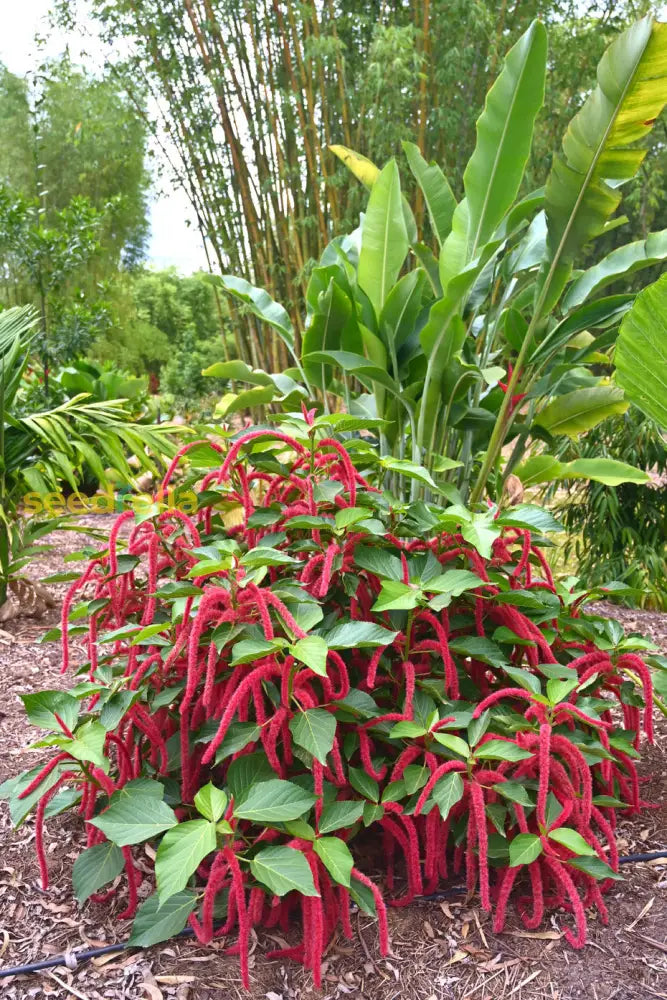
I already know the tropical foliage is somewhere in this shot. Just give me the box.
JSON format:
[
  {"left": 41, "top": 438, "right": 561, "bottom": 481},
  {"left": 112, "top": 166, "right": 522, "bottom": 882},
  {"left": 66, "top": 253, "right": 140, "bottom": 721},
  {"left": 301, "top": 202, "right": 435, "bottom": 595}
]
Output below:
[
  {"left": 559, "top": 410, "right": 667, "bottom": 611},
  {"left": 1, "top": 426, "right": 660, "bottom": 983},
  {"left": 206, "top": 15, "right": 667, "bottom": 508},
  {"left": 0, "top": 307, "right": 181, "bottom": 607}
]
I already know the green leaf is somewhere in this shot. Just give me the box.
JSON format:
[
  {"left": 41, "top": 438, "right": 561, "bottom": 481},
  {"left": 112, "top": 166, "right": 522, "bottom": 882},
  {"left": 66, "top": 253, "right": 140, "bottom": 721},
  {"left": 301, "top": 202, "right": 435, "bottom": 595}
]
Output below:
[
  {"left": 72, "top": 842, "right": 125, "bottom": 904},
  {"left": 240, "top": 547, "right": 299, "bottom": 569},
  {"left": 449, "top": 636, "right": 507, "bottom": 667},
  {"left": 335, "top": 507, "right": 371, "bottom": 530},
  {"left": 99, "top": 690, "right": 138, "bottom": 731},
  {"left": 372, "top": 580, "right": 421, "bottom": 612},
  {"left": 378, "top": 269, "right": 427, "bottom": 353},
  {"left": 324, "top": 621, "right": 398, "bottom": 649},
  {"left": 546, "top": 677, "right": 579, "bottom": 705},
  {"left": 214, "top": 274, "right": 294, "bottom": 353},
  {"left": 156, "top": 819, "right": 216, "bottom": 902},
  {"left": 465, "top": 19, "right": 547, "bottom": 256},
  {"left": 358, "top": 159, "right": 409, "bottom": 317},
  {"left": 349, "top": 874, "right": 377, "bottom": 916},
  {"left": 194, "top": 783, "right": 227, "bottom": 823},
  {"left": 3, "top": 761, "right": 73, "bottom": 827},
  {"left": 390, "top": 720, "right": 427, "bottom": 739},
  {"left": 432, "top": 733, "right": 470, "bottom": 758},
  {"left": 560, "top": 458, "right": 649, "bottom": 487},
  {"left": 354, "top": 545, "right": 404, "bottom": 582},
  {"left": 497, "top": 505, "right": 563, "bottom": 534},
  {"left": 615, "top": 272, "right": 667, "bottom": 429},
  {"left": 68, "top": 721, "right": 108, "bottom": 770},
  {"left": 230, "top": 637, "right": 285, "bottom": 666},
  {"left": 381, "top": 457, "right": 438, "bottom": 491},
  {"left": 349, "top": 767, "right": 379, "bottom": 803},
  {"left": 431, "top": 771, "right": 464, "bottom": 820},
  {"left": 403, "top": 141, "right": 456, "bottom": 246},
  {"left": 89, "top": 791, "right": 177, "bottom": 846},
  {"left": 426, "top": 569, "right": 484, "bottom": 599},
  {"left": 289, "top": 709, "right": 336, "bottom": 765},
  {"left": 234, "top": 779, "right": 316, "bottom": 823},
  {"left": 291, "top": 636, "right": 329, "bottom": 677},
  {"left": 567, "top": 855, "right": 622, "bottom": 881},
  {"left": 541, "top": 16, "right": 667, "bottom": 311},
  {"left": 21, "top": 690, "right": 79, "bottom": 733},
  {"left": 250, "top": 845, "right": 319, "bottom": 897},
  {"left": 318, "top": 800, "right": 365, "bottom": 835},
  {"left": 128, "top": 891, "right": 197, "bottom": 947},
  {"left": 503, "top": 665, "right": 542, "bottom": 696},
  {"left": 313, "top": 837, "right": 354, "bottom": 887},
  {"left": 493, "top": 781, "right": 534, "bottom": 808},
  {"left": 509, "top": 833, "right": 543, "bottom": 867},
  {"left": 548, "top": 827, "right": 596, "bottom": 856},
  {"left": 536, "top": 386, "right": 628, "bottom": 438},
  {"left": 474, "top": 740, "right": 533, "bottom": 762},
  {"left": 212, "top": 722, "right": 260, "bottom": 762},
  {"left": 130, "top": 623, "right": 169, "bottom": 646},
  {"left": 403, "top": 763, "right": 429, "bottom": 794},
  {"left": 226, "top": 752, "right": 275, "bottom": 801},
  {"left": 563, "top": 228, "right": 667, "bottom": 309}
]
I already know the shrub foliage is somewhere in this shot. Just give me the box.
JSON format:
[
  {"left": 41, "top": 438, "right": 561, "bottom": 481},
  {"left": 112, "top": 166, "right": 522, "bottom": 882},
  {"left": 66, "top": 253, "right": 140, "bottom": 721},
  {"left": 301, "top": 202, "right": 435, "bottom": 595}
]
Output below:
[{"left": 2, "top": 427, "right": 657, "bottom": 985}]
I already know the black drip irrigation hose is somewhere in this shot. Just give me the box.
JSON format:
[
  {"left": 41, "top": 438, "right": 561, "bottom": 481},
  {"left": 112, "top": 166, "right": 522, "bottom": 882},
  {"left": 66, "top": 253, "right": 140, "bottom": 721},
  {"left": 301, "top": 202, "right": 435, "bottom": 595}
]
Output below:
[{"left": 1, "top": 851, "right": 665, "bottom": 980}]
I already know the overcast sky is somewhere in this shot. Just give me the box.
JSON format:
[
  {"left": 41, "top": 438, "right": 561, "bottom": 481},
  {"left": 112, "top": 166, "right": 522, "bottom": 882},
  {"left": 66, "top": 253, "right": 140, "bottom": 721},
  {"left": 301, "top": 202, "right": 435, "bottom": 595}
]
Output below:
[{"left": 0, "top": 0, "right": 210, "bottom": 273}]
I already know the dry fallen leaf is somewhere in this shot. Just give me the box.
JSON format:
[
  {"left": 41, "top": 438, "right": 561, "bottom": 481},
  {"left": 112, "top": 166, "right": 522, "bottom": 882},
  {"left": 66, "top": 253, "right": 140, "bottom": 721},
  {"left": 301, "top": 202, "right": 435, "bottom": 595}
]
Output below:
[
  {"left": 155, "top": 976, "right": 196, "bottom": 985},
  {"left": 626, "top": 897, "right": 655, "bottom": 931},
  {"left": 141, "top": 984, "right": 164, "bottom": 1000},
  {"left": 507, "top": 929, "right": 563, "bottom": 940},
  {"left": 445, "top": 949, "right": 468, "bottom": 966}
]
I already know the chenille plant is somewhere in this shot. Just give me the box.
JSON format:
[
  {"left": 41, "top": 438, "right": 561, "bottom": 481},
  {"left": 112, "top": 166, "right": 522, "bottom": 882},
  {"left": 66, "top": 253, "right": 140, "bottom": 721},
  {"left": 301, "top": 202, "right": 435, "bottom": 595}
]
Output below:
[{"left": 2, "top": 424, "right": 659, "bottom": 985}]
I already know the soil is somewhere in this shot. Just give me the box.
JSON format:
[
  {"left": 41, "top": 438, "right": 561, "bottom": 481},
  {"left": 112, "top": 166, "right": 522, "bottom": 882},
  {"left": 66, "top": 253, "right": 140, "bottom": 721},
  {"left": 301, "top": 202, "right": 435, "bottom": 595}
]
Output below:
[{"left": 0, "top": 522, "right": 665, "bottom": 1000}]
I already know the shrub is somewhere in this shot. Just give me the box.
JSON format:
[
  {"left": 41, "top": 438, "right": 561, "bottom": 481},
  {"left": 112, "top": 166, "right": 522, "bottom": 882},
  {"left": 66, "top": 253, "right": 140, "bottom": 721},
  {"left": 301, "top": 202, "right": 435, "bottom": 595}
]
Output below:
[
  {"left": 558, "top": 409, "right": 667, "bottom": 610},
  {"left": 1, "top": 426, "right": 657, "bottom": 986}
]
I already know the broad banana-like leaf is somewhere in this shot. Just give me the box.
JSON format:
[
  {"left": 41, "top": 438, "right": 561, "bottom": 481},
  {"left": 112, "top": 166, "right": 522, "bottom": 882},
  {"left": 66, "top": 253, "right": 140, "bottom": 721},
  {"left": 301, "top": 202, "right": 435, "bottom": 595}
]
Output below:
[
  {"left": 615, "top": 272, "right": 667, "bottom": 429},
  {"left": 358, "top": 160, "right": 409, "bottom": 319},
  {"left": 305, "top": 349, "right": 404, "bottom": 400},
  {"left": 516, "top": 453, "right": 649, "bottom": 486},
  {"left": 216, "top": 386, "right": 276, "bottom": 419},
  {"left": 303, "top": 279, "right": 362, "bottom": 392},
  {"left": 563, "top": 228, "right": 667, "bottom": 309},
  {"left": 203, "top": 360, "right": 272, "bottom": 385},
  {"left": 540, "top": 15, "right": 667, "bottom": 312},
  {"left": 213, "top": 274, "right": 295, "bottom": 352},
  {"left": 511, "top": 211, "right": 547, "bottom": 273},
  {"left": 330, "top": 144, "right": 379, "bottom": 189},
  {"left": 530, "top": 293, "right": 633, "bottom": 364},
  {"left": 439, "top": 200, "right": 469, "bottom": 296},
  {"left": 465, "top": 20, "right": 547, "bottom": 257},
  {"left": 402, "top": 141, "right": 456, "bottom": 246},
  {"left": 535, "top": 385, "right": 628, "bottom": 438},
  {"left": 203, "top": 360, "right": 304, "bottom": 400},
  {"left": 379, "top": 269, "right": 426, "bottom": 353}
]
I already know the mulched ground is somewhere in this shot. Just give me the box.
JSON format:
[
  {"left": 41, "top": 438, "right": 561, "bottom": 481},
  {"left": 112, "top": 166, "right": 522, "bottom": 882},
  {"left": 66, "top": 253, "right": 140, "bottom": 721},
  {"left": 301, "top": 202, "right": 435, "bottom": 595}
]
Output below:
[{"left": 0, "top": 520, "right": 665, "bottom": 1000}]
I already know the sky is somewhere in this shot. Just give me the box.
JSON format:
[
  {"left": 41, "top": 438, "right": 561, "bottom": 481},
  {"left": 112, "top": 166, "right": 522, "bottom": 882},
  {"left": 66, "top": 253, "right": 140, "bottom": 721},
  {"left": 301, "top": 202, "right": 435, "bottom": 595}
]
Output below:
[{"left": 0, "top": 0, "right": 210, "bottom": 273}]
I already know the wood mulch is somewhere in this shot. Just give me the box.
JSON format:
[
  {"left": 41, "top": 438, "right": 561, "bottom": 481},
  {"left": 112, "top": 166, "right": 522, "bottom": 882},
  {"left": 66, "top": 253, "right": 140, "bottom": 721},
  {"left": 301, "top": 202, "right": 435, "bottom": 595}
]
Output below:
[{"left": 0, "top": 521, "right": 665, "bottom": 1000}]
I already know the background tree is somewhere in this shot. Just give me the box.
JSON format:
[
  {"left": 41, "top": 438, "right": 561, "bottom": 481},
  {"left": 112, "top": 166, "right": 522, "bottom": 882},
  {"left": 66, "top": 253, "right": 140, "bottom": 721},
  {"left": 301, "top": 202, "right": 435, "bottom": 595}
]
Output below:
[
  {"left": 55, "top": 0, "right": 659, "bottom": 371},
  {"left": 0, "top": 56, "right": 151, "bottom": 370},
  {"left": 90, "top": 269, "right": 230, "bottom": 407}
]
